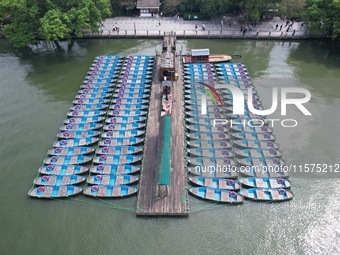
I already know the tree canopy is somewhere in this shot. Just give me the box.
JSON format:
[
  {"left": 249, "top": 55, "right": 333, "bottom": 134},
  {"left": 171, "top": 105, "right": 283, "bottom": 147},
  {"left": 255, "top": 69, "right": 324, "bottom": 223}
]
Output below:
[
  {"left": 0, "top": 0, "right": 111, "bottom": 48},
  {"left": 304, "top": 0, "right": 340, "bottom": 38}
]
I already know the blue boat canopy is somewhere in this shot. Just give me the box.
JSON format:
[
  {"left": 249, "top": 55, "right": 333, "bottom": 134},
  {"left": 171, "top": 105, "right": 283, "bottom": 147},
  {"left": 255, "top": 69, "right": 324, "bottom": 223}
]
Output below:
[{"left": 191, "top": 49, "right": 210, "bottom": 56}]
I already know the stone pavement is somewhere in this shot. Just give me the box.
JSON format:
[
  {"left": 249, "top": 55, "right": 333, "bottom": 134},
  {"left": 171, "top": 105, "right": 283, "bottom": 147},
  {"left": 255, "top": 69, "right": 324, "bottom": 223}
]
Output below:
[{"left": 87, "top": 14, "right": 320, "bottom": 40}]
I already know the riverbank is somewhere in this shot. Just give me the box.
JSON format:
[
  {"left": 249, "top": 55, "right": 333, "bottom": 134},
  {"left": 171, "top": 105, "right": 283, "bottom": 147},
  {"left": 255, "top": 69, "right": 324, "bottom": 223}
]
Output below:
[{"left": 87, "top": 16, "right": 330, "bottom": 40}]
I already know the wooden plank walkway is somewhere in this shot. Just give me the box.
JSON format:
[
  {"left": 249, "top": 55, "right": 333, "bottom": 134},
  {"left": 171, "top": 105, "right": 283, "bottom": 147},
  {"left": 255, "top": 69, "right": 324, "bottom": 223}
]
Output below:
[{"left": 136, "top": 56, "right": 188, "bottom": 216}]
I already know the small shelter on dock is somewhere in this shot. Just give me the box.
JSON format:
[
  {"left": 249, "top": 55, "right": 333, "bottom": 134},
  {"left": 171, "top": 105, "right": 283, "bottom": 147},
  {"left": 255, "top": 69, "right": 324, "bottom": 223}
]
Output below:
[
  {"left": 136, "top": 0, "right": 160, "bottom": 17},
  {"left": 160, "top": 51, "right": 175, "bottom": 81}
]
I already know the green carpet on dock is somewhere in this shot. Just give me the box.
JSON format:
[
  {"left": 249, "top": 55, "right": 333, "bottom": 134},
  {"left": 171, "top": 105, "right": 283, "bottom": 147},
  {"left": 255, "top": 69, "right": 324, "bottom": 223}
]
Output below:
[{"left": 159, "top": 115, "right": 171, "bottom": 185}]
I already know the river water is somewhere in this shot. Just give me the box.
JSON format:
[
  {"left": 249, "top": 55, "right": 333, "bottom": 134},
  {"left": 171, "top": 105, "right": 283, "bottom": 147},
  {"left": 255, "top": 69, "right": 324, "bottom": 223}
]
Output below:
[{"left": 0, "top": 39, "right": 340, "bottom": 255}]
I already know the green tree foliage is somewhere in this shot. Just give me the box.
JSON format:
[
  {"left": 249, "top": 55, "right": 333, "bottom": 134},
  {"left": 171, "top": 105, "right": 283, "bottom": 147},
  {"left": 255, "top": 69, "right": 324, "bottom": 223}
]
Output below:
[
  {"left": 0, "top": 0, "right": 111, "bottom": 48},
  {"left": 304, "top": 0, "right": 340, "bottom": 38},
  {"left": 279, "top": 0, "right": 305, "bottom": 19}
]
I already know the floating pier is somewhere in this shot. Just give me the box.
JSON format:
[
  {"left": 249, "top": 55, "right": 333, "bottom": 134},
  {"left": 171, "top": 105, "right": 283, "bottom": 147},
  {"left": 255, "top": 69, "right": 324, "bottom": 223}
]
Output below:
[{"left": 136, "top": 52, "right": 189, "bottom": 216}]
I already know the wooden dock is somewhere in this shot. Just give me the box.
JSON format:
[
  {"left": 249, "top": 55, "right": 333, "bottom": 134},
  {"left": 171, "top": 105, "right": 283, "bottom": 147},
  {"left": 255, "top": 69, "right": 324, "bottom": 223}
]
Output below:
[{"left": 136, "top": 55, "right": 188, "bottom": 216}]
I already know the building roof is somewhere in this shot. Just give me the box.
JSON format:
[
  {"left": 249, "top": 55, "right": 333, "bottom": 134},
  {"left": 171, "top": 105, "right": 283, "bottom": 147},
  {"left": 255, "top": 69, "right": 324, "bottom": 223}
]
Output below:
[
  {"left": 136, "top": 0, "right": 160, "bottom": 8},
  {"left": 191, "top": 49, "right": 210, "bottom": 56}
]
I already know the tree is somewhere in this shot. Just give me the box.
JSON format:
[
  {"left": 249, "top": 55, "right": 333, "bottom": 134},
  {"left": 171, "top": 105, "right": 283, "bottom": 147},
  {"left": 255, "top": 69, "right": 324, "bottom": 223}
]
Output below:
[
  {"left": 279, "top": 0, "right": 305, "bottom": 19},
  {"left": 1, "top": 0, "right": 111, "bottom": 48},
  {"left": 304, "top": 0, "right": 340, "bottom": 38}
]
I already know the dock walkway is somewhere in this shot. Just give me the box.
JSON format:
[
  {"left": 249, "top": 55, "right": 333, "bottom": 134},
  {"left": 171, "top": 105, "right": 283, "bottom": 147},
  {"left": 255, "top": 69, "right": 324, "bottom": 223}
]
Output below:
[{"left": 136, "top": 55, "right": 188, "bottom": 216}]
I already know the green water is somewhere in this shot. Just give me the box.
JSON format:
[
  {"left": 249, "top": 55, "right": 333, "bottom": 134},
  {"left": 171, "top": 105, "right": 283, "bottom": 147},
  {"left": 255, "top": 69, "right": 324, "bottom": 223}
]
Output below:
[{"left": 1, "top": 39, "right": 340, "bottom": 255}]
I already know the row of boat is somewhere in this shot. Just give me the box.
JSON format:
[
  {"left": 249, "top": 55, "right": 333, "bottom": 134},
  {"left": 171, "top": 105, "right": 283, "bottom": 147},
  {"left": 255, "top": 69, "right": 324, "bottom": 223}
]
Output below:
[
  {"left": 183, "top": 62, "right": 293, "bottom": 203},
  {"left": 82, "top": 55, "right": 154, "bottom": 198},
  {"left": 28, "top": 55, "right": 155, "bottom": 198}
]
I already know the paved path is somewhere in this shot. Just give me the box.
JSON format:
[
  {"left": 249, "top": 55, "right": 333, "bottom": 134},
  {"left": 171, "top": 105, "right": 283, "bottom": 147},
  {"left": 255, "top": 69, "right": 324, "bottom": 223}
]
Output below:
[{"left": 88, "top": 15, "right": 322, "bottom": 40}]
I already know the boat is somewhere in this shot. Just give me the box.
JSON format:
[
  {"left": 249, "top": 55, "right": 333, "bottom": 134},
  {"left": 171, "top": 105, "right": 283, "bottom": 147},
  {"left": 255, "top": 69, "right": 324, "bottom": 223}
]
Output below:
[
  {"left": 236, "top": 157, "right": 286, "bottom": 167},
  {"left": 33, "top": 175, "right": 86, "bottom": 186},
  {"left": 231, "top": 132, "right": 276, "bottom": 141},
  {"left": 230, "top": 125, "right": 273, "bottom": 134},
  {"left": 103, "top": 123, "right": 146, "bottom": 131},
  {"left": 187, "top": 157, "right": 237, "bottom": 168},
  {"left": 56, "top": 131, "right": 101, "bottom": 139},
  {"left": 90, "top": 164, "right": 140, "bottom": 174},
  {"left": 113, "top": 93, "right": 149, "bottom": 99},
  {"left": 96, "top": 146, "right": 143, "bottom": 155},
  {"left": 222, "top": 93, "right": 259, "bottom": 101},
  {"left": 80, "top": 83, "right": 115, "bottom": 89},
  {"left": 233, "top": 140, "right": 280, "bottom": 149},
  {"left": 185, "top": 125, "right": 228, "bottom": 133},
  {"left": 93, "top": 155, "right": 142, "bottom": 165},
  {"left": 183, "top": 49, "right": 232, "bottom": 64},
  {"left": 240, "top": 188, "right": 293, "bottom": 202},
  {"left": 187, "top": 148, "right": 233, "bottom": 158},
  {"left": 63, "top": 116, "right": 105, "bottom": 124},
  {"left": 66, "top": 110, "right": 106, "bottom": 117},
  {"left": 105, "top": 116, "right": 147, "bottom": 124},
  {"left": 186, "top": 132, "right": 230, "bottom": 141},
  {"left": 38, "top": 165, "right": 88, "bottom": 175},
  {"left": 190, "top": 177, "right": 240, "bottom": 190},
  {"left": 101, "top": 130, "right": 145, "bottom": 139},
  {"left": 115, "top": 99, "right": 149, "bottom": 105},
  {"left": 107, "top": 110, "right": 147, "bottom": 117},
  {"left": 69, "top": 104, "right": 108, "bottom": 111},
  {"left": 47, "top": 146, "right": 95, "bottom": 156},
  {"left": 53, "top": 138, "right": 100, "bottom": 147},
  {"left": 87, "top": 174, "right": 139, "bottom": 185},
  {"left": 239, "top": 166, "right": 289, "bottom": 179},
  {"left": 185, "top": 118, "right": 214, "bottom": 126},
  {"left": 240, "top": 178, "right": 291, "bottom": 189},
  {"left": 72, "top": 99, "right": 110, "bottom": 105},
  {"left": 189, "top": 187, "right": 243, "bottom": 204},
  {"left": 115, "top": 84, "right": 152, "bottom": 89},
  {"left": 98, "top": 138, "right": 144, "bottom": 146},
  {"left": 117, "top": 79, "right": 152, "bottom": 84},
  {"left": 28, "top": 185, "right": 83, "bottom": 198},
  {"left": 83, "top": 78, "right": 113, "bottom": 84},
  {"left": 113, "top": 88, "right": 150, "bottom": 94},
  {"left": 185, "top": 111, "right": 226, "bottom": 119},
  {"left": 185, "top": 104, "right": 225, "bottom": 113},
  {"left": 235, "top": 148, "right": 282, "bottom": 158},
  {"left": 109, "top": 104, "right": 149, "bottom": 111},
  {"left": 78, "top": 88, "right": 114, "bottom": 94},
  {"left": 186, "top": 140, "right": 231, "bottom": 149},
  {"left": 216, "top": 71, "right": 249, "bottom": 76},
  {"left": 43, "top": 155, "right": 92, "bottom": 165},
  {"left": 60, "top": 123, "right": 103, "bottom": 131},
  {"left": 75, "top": 93, "right": 111, "bottom": 99},
  {"left": 83, "top": 185, "right": 138, "bottom": 198},
  {"left": 119, "top": 74, "right": 152, "bottom": 80}
]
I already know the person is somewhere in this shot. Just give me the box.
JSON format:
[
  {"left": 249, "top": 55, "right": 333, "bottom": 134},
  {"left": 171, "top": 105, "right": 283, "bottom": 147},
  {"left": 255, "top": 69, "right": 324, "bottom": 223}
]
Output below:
[
  {"left": 275, "top": 24, "right": 278, "bottom": 30},
  {"left": 159, "top": 19, "right": 161, "bottom": 26},
  {"left": 279, "top": 24, "right": 283, "bottom": 31},
  {"left": 233, "top": 21, "right": 236, "bottom": 27},
  {"left": 286, "top": 27, "right": 290, "bottom": 32},
  {"left": 112, "top": 24, "right": 116, "bottom": 31},
  {"left": 202, "top": 23, "right": 205, "bottom": 30},
  {"left": 243, "top": 28, "right": 247, "bottom": 35},
  {"left": 240, "top": 25, "right": 243, "bottom": 32},
  {"left": 229, "top": 21, "right": 232, "bottom": 27},
  {"left": 195, "top": 24, "right": 197, "bottom": 31},
  {"left": 116, "top": 24, "right": 119, "bottom": 32}
]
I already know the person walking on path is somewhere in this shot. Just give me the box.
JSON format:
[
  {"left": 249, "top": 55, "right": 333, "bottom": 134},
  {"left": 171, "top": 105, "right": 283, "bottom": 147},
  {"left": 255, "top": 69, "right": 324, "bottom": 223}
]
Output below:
[
  {"left": 116, "top": 24, "right": 119, "bottom": 33},
  {"left": 159, "top": 19, "right": 161, "bottom": 26},
  {"left": 279, "top": 24, "right": 283, "bottom": 31},
  {"left": 233, "top": 21, "right": 236, "bottom": 27},
  {"left": 195, "top": 24, "right": 197, "bottom": 32},
  {"left": 275, "top": 24, "right": 278, "bottom": 30},
  {"left": 242, "top": 28, "right": 247, "bottom": 35},
  {"left": 229, "top": 21, "right": 232, "bottom": 27},
  {"left": 240, "top": 25, "right": 243, "bottom": 32}
]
